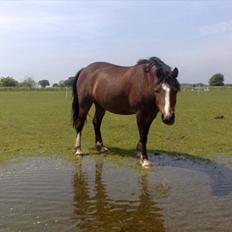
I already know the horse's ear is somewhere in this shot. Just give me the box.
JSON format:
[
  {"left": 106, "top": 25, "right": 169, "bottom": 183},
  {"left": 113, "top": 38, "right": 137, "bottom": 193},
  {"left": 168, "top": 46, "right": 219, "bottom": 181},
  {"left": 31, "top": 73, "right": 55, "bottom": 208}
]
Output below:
[{"left": 171, "top": 67, "right": 178, "bottom": 79}]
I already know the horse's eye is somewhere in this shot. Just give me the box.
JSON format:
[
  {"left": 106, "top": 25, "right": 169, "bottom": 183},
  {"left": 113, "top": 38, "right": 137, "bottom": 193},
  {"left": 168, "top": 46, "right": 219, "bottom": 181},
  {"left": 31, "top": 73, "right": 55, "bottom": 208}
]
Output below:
[{"left": 154, "top": 89, "right": 160, "bottom": 93}]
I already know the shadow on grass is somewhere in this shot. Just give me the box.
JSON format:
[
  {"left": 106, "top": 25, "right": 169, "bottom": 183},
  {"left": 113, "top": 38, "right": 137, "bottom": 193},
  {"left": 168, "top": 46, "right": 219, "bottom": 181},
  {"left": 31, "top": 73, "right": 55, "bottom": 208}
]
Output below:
[
  {"left": 108, "top": 146, "right": 138, "bottom": 158},
  {"left": 107, "top": 146, "right": 232, "bottom": 197}
]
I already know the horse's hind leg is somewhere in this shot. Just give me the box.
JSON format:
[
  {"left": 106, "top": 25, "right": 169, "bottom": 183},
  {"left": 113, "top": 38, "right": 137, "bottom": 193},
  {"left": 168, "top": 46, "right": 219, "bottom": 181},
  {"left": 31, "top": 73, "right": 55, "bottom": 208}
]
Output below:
[
  {"left": 93, "top": 103, "right": 108, "bottom": 153},
  {"left": 74, "top": 101, "right": 92, "bottom": 156}
]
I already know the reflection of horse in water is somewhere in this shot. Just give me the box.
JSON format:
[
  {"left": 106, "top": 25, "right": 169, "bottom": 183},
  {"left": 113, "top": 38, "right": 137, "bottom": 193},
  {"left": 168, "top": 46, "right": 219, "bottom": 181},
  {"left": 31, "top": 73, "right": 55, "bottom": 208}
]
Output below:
[
  {"left": 72, "top": 57, "right": 180, "bottom": 167},
  {"left": 73, "top": 160, "right": 165, "bottom": 231}
]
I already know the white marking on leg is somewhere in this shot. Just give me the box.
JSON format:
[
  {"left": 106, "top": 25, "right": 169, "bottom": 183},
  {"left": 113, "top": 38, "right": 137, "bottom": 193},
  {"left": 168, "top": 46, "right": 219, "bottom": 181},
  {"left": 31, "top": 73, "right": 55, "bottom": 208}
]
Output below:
[
  {"left": 75, "top": 133, "right": 81, "bottom": 149},
  {"left": 75, "top": 133, "right": 83, "bottom": 155},
  {"left": 96, "top": 141, "right": 102, "bottom": 147},
  {"left": 139, "top": 158, "right": 152, "bottom": 168},
  {"left": 142, "top": 159, "right": 151, "bottom": 168},
  {"left": 162, "top": 83, "right": 171, "bottom": 117},
  {"left": 75, "top": 148, "right": 83, "bottom": 156}
]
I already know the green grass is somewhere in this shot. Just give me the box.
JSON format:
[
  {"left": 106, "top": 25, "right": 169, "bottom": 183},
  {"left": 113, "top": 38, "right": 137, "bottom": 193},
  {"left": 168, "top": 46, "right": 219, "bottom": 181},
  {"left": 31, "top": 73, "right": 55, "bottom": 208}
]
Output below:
[{"left": 0, "top": 89, "right": 231, "bottom": 163}]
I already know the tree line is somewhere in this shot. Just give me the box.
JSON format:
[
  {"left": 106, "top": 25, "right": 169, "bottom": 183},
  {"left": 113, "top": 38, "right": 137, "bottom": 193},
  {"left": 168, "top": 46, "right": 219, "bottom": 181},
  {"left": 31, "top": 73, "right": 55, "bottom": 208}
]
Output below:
[
  {"left": 0, "top": 76, "right": 75, "bottom": 88},
  {"left": 0, "top": 73, "right": 229, "bottom": 88}
]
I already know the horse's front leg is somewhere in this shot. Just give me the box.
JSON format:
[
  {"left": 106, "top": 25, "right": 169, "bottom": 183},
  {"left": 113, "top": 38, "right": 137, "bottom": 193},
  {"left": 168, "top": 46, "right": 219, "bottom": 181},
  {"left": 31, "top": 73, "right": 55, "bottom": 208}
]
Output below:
[
  {"left": 136, "top": 140, "right": 142, "bottom": 151},
  {"left": 136, "top": 112, "right": 154, "bottom": 168}
]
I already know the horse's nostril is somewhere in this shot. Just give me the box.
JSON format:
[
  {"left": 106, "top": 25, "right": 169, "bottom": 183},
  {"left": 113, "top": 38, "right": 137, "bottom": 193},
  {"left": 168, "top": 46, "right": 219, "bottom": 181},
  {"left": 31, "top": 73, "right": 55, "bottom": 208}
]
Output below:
[
  {"left": 162, "top": 113, "right": 175, "bottom": 125},
  {"left": 162, "top": 114, "right": 172, "bottom": 121}
]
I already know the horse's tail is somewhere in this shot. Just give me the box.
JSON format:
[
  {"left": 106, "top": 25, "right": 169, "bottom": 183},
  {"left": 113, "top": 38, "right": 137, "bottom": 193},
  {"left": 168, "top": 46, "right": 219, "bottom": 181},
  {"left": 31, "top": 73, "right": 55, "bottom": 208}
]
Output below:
[{"left": 72, "top": 69, "right": 82, "bottom": 129}]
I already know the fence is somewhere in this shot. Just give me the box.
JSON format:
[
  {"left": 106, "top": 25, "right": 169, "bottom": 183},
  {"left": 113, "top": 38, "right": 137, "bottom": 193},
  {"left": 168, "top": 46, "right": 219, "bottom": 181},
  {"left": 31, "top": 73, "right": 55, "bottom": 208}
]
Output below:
[{"left": 181, "top": 85, "right": 232, "bottom": 91}]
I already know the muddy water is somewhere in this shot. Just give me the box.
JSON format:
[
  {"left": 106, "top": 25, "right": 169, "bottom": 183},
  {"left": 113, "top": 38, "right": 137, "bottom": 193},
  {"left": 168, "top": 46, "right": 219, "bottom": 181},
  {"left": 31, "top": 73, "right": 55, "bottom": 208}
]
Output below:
[{"left": 0, "top": 154, "right": 232, "bottom": 232}]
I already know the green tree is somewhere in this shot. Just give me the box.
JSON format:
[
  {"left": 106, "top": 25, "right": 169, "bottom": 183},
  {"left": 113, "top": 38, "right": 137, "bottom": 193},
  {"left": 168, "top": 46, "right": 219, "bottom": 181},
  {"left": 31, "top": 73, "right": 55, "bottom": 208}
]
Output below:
[
  {"left": 38, "top": 79, "right": 50, "bottom": 88},
  {"left": 21, "top": 77, "right": 36, "bottom": 88},
  {"left": 0, "top": 76, "right": 19, "bottom": 87},
  {"left": 59, "top": 80, "right": 65, "bottom": 88},
  {"left": 52, "top": 83, "right": 59, "bottom": 87},
  {"left": 63, "top": 76, "right": 74, "bottom": 87},
  {"left": 209, "top": 73, "right": 224, "bottom": 86}
]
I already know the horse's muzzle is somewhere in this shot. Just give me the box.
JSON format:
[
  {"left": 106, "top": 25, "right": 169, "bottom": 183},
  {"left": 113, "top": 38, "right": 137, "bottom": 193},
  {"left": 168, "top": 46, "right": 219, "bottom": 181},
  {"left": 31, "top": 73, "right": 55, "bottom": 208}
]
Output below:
[{"left": 162, "top": 113, "right": 175, "bottom": 125}]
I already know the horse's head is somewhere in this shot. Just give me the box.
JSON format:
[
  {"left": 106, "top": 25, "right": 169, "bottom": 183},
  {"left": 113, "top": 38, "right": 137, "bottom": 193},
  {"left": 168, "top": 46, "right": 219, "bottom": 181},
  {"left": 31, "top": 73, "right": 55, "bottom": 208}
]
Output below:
[
  {"left": 138, "top": 57, "right": 180, "bottom": 125},
  {"left": 153, "top": 67, "right": 180, "bottom": 125}
]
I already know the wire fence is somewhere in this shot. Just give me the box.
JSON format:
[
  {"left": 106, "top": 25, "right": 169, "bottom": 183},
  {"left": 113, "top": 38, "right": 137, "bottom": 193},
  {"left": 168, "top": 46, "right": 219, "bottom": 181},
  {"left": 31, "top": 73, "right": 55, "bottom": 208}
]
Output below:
[
  {"left": 0, "top": 86, "right": 232, "bottom": 92},
  {"left": 0, "top": 87, "right": 71, "bottom": 92},
  {"left": 181, "top": 85, "right": 232, "bottom": 91}
]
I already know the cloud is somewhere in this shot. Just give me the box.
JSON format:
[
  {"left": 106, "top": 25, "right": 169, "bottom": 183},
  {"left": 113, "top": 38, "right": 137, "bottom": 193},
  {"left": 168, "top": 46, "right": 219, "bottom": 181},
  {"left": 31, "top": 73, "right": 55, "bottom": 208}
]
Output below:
[
  {"left": 0, "top": 1, "right": 125, "bottom": 40},
  {"left": 199, "top": 20, "right": 232, "bottom": 36},
  {"left": 0, "top": 14, "right": 110, "bottom": 39}
]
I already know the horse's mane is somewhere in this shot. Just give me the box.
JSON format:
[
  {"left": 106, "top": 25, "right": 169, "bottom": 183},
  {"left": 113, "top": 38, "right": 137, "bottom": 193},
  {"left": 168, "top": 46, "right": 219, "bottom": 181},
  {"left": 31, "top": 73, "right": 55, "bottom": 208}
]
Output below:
[
  {"left": 137, "top": 57, "right": 180, "bottom": 90},
  {"left": 137, "top": 57, "right": 171, "bottom": 74}
]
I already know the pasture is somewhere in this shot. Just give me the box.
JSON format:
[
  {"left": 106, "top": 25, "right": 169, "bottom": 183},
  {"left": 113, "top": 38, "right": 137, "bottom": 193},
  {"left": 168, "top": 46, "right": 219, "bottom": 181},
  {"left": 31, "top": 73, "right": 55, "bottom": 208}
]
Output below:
[
  {"left": 0, "top": 88, "right": 231, "bottom": 163},
  {"left": 1, "top": 88, "right": 232, "bottom": 231}
]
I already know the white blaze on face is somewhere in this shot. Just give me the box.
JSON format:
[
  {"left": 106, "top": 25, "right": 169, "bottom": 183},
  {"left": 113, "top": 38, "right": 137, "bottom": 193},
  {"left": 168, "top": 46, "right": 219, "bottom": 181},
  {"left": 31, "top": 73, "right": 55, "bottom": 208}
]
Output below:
[{"left": 162, "top": 83, "right": 171, "bottom": 117}]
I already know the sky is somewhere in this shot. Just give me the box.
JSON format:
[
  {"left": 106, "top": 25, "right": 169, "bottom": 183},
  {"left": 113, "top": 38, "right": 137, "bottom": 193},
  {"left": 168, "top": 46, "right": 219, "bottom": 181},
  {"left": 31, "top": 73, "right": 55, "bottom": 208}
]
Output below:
[{"left": 0, "top": 1, "right": 232, "bottom": 84}]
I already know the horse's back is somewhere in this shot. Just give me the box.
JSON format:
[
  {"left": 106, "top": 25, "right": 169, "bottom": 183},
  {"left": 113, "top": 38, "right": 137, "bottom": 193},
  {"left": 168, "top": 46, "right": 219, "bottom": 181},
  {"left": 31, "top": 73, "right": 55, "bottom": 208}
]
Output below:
[
  {"left": 86, "top": 61, "right": 134, "bottom": 70},
  {"left": 77, "top": 61, "right": 147, "bottom": 114},
  {"left": 78, "top": 61, "right": 136, "bottom": 90}
]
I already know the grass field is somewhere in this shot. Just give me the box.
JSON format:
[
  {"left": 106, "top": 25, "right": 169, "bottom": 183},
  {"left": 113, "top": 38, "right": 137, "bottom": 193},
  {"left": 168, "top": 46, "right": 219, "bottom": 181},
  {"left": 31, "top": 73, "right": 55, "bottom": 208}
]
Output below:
[{"left": 0, "top": 89, "right": 231, "bottom": 163}]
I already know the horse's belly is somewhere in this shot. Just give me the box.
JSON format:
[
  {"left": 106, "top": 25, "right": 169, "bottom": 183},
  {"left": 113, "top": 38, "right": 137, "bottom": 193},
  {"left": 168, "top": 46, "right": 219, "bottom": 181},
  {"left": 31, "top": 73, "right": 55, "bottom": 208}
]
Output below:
[
  {"left": 95, "top": 95, "right": 135, "bottom": 115},
  {"left": 105, "top": 105, "right": 135, "bottom": 115}
]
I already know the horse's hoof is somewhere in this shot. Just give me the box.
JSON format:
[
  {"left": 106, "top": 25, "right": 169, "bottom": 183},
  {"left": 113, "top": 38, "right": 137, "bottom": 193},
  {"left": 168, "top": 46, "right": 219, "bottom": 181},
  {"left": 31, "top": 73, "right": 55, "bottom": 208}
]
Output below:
[
  {"left": 97, "top": 146, "right": 109, "bottom": 153},
  {"left": 100, "top": 146, "right": 109, "bottom": 153},
  {"left": 96, "top": 142, "right": 109, "bottom": 153},
  {"left": 75, "top": 148, "right": 83, "bottom": 156},
  {"left": 140, "top": 159, "right": 152, "bottom": 168}
]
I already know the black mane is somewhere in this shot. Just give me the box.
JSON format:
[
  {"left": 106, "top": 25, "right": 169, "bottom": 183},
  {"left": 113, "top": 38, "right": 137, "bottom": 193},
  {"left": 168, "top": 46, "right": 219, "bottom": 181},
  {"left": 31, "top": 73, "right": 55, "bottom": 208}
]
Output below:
[
  {"left": 137, "top": 57, "right": 171, "bottom": 74},
  {"left": 137, "top": 57, "right": 180, "bottom": 90}
]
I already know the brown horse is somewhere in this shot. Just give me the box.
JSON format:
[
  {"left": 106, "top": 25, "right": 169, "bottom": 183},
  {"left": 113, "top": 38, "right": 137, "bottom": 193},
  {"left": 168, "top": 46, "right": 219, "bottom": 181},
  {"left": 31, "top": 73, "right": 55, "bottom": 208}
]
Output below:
[{"left": 72, "top": 57, "right": 180, "bottom": 167}]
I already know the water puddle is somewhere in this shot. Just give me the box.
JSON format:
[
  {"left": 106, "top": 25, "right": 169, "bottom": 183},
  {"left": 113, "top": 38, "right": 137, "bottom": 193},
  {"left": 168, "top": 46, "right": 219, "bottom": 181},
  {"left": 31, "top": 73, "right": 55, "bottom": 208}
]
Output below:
[{"left": 0, "top": 154, "right": 232, "bottom": 232}]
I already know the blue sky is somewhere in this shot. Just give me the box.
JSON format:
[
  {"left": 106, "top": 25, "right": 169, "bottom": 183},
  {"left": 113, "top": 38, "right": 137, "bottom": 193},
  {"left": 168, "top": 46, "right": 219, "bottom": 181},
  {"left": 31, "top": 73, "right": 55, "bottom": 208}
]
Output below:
[{"left": 0, "top": 1, "right": 232, "bottom": 84}]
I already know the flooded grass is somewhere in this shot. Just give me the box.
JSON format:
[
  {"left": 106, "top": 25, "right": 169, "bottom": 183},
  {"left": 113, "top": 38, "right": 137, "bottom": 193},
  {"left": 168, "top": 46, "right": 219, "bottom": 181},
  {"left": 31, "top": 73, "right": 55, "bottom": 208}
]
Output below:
[{"left": 0, "top": 154, "right": 232, "bottom": 231}]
